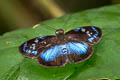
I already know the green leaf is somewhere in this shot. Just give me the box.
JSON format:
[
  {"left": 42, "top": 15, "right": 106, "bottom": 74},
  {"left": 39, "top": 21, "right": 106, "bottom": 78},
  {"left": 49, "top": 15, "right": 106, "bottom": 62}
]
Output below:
[{"left": 0, "top": 4, "right": 120, "bottom": 80}]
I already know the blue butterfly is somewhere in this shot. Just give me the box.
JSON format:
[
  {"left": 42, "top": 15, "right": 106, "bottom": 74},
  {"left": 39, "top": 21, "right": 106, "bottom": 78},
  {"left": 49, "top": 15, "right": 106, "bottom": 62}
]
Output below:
[{"left": 19, "top": 26, "right": 102, "bottom": 67}]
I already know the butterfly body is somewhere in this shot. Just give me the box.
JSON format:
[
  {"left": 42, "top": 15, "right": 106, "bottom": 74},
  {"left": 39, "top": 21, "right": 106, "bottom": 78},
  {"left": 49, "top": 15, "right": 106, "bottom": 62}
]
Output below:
[{"left": 19, "top": 26, "right": 102, "bottom": 67}]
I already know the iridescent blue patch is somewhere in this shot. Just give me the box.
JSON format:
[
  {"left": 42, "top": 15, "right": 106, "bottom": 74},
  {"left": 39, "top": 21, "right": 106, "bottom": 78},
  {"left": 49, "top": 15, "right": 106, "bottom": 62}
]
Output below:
[
  {"left": 23, "top": 42, "right": 38, "bottom": 55},
  {"left": 73, "top": 27, "right": 81, "bottom": 31},
  {"left": 40, "top": 42, "right": 88, "bottom": 61},
  {"left": 38, "top": 36, "right": 46, "bottom": 40},
  {"left": 88, "top": 27, "right": 99, "bottom": 42}
]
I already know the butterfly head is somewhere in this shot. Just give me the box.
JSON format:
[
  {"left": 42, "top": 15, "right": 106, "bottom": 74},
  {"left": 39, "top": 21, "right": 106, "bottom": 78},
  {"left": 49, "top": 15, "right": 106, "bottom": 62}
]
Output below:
[{"left": 56, "top": 29, "right": 64, "bottom": 36}]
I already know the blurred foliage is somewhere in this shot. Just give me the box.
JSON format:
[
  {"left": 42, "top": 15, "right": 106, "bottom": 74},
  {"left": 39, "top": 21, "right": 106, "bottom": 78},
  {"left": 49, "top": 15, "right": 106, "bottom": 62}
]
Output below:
[
  {"left": 55, "top": 0, "right": 111, "bottom": 12},
  {"left": 112, "top": 0, "right": 120, "bottom": 4},
  {"left": 0, "top": 0, "right": 120, "bottom": 35}
]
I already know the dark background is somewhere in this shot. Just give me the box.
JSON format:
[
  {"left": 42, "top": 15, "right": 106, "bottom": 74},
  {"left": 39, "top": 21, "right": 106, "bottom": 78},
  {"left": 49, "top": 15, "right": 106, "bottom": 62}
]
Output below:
[{"left": 0, "top": 0, "right": 120, "bottom": 35}]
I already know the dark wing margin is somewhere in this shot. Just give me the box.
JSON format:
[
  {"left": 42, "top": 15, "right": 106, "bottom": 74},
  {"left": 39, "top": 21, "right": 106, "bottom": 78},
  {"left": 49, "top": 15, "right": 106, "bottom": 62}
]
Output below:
[
  {"left": 65, "top": 26, "right": 102, "bottom": 45},
  {"left": 38, "top": 55, "right": 68, "bottom": 67},
  {"left": 70, "top": 45, "right": 93, "bottom": 64},
  {"left": 19, "top": 36, "right": 57, "bottom": 59}
]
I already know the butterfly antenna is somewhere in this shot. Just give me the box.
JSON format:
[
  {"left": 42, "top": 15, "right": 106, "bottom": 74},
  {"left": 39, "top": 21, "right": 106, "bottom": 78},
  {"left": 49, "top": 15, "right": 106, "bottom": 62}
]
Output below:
[
  {"left": 40, "top": 22, "right": 57, "bottom": 31},
  {"left": 59, "top": 1, "right": 73, "bottom": 30},
  {"left": 61, "top": 14, "right": 73, "bottom": 29},
  {"left": 39, "top": 5, "right": 73, "bottom": 31}
]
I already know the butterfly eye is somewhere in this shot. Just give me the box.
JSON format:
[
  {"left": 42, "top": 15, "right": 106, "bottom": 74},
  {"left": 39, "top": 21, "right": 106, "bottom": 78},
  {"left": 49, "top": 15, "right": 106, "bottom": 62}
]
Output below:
[{"left": 56, "top": 29, "right": 64, "bottom": 35}]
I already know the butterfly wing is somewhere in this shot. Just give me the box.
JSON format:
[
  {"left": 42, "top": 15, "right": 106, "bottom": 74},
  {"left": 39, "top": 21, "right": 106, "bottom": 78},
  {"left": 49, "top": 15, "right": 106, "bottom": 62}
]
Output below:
[
  {"left": 19, "top": 36, "right": 57, "bottom": 59},
  {"left": 37, "top": 42, "right": 93, "bottom": 67},
  {"left": 65, "top": 26, "right": 102, "bottom": 45},
  {"left": 66, "top": 42, "right": 93, "bottom": 63}
]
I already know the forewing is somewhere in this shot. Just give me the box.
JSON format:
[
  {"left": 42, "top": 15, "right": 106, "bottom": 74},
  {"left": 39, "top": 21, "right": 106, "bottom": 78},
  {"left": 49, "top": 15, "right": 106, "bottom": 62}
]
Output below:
[
  {"left": 65, "top": 26, "right": 102, "bottom": 45},
  {"left": 19, "top": 36, "right": 56, "bottom": 59},
  {"left": 37, "top": 42, "right": 93, "bottom": 67}
]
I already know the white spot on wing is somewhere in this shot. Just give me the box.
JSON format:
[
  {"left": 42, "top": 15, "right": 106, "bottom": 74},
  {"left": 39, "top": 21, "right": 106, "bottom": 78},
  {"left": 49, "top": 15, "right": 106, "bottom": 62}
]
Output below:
[
  {"left": 81, "top": 28, "right": 86, "bottom": 32},
  {"left": 86, "top": 31, "right": 91, "bottom": 37},
  {"left": 86, "top": 31, "right": 89, "bottom": 34},
  {"left": 30, "top": 44, "right": 36, "bottom": 50},
  {"left": 34, "top": 39, "right": 39, "bottom": 43},
  {"left": 88, "top": 34, "right": 91, "bottom": 37}
]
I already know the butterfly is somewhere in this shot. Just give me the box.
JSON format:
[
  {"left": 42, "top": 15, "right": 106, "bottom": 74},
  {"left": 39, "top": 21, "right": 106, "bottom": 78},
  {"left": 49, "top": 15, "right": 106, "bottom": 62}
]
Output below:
[{"left": 19, "top": 26, "right": 102, "bottom": 67}]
